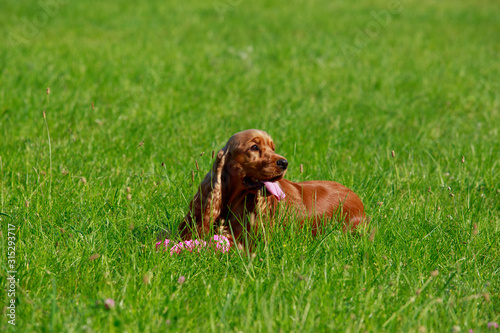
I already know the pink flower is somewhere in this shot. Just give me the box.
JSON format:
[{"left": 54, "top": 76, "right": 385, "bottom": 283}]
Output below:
[
  {"left": 211, "top": 235, "right": 230, "bottom": 253},
  {"left": 177, "top": 276, "right": 186, "bottom": 284},
  {"left": 488, "top": 322, "right": 499, "bottom": 329},
  {"left": 181, "top": 239, "right": 209, "bottom": 253},
  {"left": 158, "top": 235, "right": 230, "bottom": 255},
  {"left": 156, "top": 239, "right": 171, "bottom": 251},
  {"left": 104, "top": 298, "right": 115, "bottom": 309},
  {"left": 183, "top": 240, "right": 195, "bottom": 252},
  {"left": 194, "top": 239, "right": 207, "bottom": 252},
  {"left": 170, "top": 242, "right": 185, "bottom": 255}
]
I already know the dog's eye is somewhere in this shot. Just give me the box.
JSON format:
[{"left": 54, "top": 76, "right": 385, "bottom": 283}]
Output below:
[{"left": 250, "top": 145, "right": 259, "bottom": 151}]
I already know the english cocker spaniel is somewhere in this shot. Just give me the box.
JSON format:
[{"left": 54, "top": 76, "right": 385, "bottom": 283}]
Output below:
[{"left": 179, "top": 129, "right": 367, "bottom": 245}]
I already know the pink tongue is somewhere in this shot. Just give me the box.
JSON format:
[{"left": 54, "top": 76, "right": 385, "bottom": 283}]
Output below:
[{"left": 263, "top": 181, "right": 286, "bottom": 201}]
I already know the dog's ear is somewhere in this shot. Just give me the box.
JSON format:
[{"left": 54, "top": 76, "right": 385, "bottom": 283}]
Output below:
[
  {"left": 180, "top": 147, "right": 228, "bottom": 239},
  {"left": 202, "top": 147, "right": 228, "bottom": 232}
]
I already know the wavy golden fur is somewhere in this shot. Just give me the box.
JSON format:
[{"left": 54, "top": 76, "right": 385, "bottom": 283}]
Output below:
[{"left": 179, "top": 129, "right": 368, "bottom": 245}]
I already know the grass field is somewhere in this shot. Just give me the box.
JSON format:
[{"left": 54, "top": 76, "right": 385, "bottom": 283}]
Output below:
[{"left": 1, "top": 0, "right": 499, "bottom": 331}]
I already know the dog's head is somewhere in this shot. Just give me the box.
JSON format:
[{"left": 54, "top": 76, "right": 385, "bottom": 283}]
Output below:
[{"left": 223, "top": 129, "right": 288, "bottom": 191}]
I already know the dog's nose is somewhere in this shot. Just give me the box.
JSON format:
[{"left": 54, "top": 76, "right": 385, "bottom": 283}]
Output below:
[{"left": 276, "top": 159, "right": 288, "bottom": 170}]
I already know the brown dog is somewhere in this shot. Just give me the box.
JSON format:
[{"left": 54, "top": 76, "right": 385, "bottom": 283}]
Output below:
[{"left": 179, "top": 129, "right": 367, "bottom": 244}]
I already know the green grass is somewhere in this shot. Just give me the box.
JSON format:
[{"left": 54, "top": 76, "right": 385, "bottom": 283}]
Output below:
[{"left": 1, "top": 0, "right": 499, "bottom": 331}]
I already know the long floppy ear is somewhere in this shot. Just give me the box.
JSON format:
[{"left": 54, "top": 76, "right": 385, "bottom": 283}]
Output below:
[{"left": 180, "top": 147, "right": 228, "bottom": 239}]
